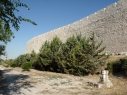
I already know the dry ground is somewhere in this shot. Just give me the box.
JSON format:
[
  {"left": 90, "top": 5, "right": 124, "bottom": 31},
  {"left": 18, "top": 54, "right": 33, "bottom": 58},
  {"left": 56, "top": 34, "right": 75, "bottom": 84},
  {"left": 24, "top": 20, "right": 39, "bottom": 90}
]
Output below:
[{"left": 0, "top": 55, "right": 127, "bottom": 95}]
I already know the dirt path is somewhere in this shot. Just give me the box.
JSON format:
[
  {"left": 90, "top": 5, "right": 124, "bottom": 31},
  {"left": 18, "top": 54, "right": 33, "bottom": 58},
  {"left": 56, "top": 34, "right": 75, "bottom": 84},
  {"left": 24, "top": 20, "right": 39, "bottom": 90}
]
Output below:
[
  {"left": 0, "top": 65, "right": 127, "bottom": 95},
  {"left": 0, "top": 66, "right": 32, "bottom": 95}
]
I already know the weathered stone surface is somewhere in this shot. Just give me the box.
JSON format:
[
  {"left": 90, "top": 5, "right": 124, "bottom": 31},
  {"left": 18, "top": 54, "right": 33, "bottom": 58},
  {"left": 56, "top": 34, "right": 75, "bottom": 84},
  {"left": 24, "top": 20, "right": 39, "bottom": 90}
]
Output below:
[
  {"left": 26, "top": 0, "right": 127, "bottom": 54},
  {"left": 98, "top": 70, "right": 113, "bottom": 88}
]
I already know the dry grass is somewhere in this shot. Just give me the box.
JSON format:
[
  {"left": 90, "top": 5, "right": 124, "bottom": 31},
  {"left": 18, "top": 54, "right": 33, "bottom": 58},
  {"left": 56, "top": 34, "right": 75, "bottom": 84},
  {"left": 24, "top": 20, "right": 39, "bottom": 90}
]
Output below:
[
  {"left": 106, "top": 55, "right": 126, "bottom": 63},
  {"left": 0, "top": 55, "right": 127, "bottom": 95}
]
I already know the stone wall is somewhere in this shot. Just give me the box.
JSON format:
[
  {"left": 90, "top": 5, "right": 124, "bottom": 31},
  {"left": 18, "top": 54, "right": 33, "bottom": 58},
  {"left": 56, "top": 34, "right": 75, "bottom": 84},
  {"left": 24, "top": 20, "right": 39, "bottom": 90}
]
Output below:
[{"left": 26, "top": 0, "right": 127, "bottom": 54}]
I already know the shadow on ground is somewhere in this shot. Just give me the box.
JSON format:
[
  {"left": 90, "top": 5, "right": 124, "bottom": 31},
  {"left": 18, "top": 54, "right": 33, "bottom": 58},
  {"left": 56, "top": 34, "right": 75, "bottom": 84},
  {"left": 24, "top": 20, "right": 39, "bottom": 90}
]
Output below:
[{"left": 0, "top": 69, "right": 34, "bottom": 95}]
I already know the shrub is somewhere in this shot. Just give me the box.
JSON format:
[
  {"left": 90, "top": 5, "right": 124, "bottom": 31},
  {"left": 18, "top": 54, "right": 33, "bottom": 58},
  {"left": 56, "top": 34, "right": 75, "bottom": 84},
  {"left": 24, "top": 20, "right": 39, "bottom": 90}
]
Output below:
[
  {"left": 113, "top": 62, "right": 122, "bottom": 74},
  {"left": 2, "top": 59, "right": 14, "bottom": 67},
  {"left": 21, "top": 62, "right": 32, "bottom": 71},
  {"left": 0, "top": 58, "right": 4, "bottom": 65},
  {"left": 107, "top": 63, "right": 113, "bottom": 74},
  {"left": 10, "top": 63, "right": 18, "bottom": 67},
  {"left": 107, "top": 58, "right": 127, "bottom": 75},
  {"left": 120, "top": 58, "right": 127, "bottom": 75},
  {"left": 13, "top": 54, "right": 31, "bottom": 67},
  {"left": 2, "top": 63, "right": 9, "bottom": 67},
  {"left": 120, "top": 59, "right": 127, "bottom": 71},
  {"left": 107, "top": 60, "right": 122, "bottom": 74}
]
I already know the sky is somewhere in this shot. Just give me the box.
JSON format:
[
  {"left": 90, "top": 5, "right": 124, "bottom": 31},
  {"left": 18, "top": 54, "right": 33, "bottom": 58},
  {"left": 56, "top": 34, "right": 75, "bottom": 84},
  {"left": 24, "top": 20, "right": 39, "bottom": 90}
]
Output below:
[{"left": 2, "top": 0, "right": 118, "bottom": 59}]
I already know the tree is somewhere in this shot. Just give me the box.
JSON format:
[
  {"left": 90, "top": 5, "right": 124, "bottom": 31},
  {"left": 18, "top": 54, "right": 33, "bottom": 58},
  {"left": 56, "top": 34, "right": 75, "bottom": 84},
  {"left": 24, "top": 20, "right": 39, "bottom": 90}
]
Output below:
[
  {"left": 0, "top": 0, "right": 37, "bottom": 56},
  {"left": 62, "top": 33, "right": 108, "bottom": 75},
  {"left": 84, "top": 32, "right": 108, "bottom": 74},
  {"left": 30, "top": 33, "right": 108, "bottom": 76},
  {"left": 38, "top": 36, "right": 63, "bottom": 72},
  {"left": 62, "top": 34, "right": 90, "bottom": 75},
  {"left": 13, "top": 54, "right": 30, "bottom": 67},
  {"left": 0, "top": 45, "right": 6, "bottom": 56},
  {"left": 38, "top": 40, "right": 52, "bottom": 70},
  {"left": 29, "top": 50, "right": 39, "bottom": 69}
]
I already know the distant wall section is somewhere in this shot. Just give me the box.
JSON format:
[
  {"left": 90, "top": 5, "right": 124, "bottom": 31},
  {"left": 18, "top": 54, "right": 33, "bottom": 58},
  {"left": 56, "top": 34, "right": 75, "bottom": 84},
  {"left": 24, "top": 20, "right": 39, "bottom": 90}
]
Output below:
[{"left": 26, "top": 0, "right": 127, "bottom": 54}]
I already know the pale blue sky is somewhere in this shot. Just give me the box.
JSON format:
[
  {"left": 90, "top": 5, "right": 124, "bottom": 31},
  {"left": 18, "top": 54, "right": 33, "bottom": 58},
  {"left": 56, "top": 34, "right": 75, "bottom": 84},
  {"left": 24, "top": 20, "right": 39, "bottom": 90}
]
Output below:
[{"left": 2, "top": 0, "right": 118, "bottom": 59}]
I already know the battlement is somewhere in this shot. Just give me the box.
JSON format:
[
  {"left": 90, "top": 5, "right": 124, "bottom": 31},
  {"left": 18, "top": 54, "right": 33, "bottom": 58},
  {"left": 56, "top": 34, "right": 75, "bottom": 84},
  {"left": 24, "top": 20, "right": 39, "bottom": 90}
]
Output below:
[{"left": 26, "top": 0, "right": 127, "bottom": 54}]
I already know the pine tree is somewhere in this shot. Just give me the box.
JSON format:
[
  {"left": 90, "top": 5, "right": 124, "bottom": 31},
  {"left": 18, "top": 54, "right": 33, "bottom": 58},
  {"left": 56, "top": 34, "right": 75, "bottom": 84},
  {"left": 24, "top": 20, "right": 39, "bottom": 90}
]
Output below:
[
  {"left": 38, "top": 36, "right": 64, "bottom": 72},
  {"left": 34, "top": 33, "right": 108, "bottom": 76},
  {"left": 62, "top": 34, "right": 89, "bottom": 75},
  {"left": 84, "top": 32, "right": 108, "bottom": 74},
  {"left": 13, "top": 54, "right": 31, "bottom": 67},
  {"left": 37, "top": 40, "right": 51, "bottom": 70},
  {"left": 30, "top": 50, "right": 38, "bottom": 68},
  {"left": 62, "top": 33, "right": 108, "bottom": 75}
]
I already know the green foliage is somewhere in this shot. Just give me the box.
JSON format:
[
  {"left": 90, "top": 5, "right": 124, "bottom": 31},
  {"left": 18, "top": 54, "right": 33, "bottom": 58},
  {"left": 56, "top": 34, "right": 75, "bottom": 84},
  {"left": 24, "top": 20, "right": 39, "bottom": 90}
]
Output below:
[
  {"left": 30, "top": 50, "right": 37, "bottom": 64},
  {"left": 61, "top": 33, "right": 107, "bottom": 75},
  {"left": 120, "top": 59, "right": 127, "bottom": 71},
  {"left": 0, "top": 0, "right": 37, "bottom": 31},
  {"left": 107, "top": 59, "right": 119, "bottom": 74},
  {"left": 13, "top": 52, "right": 37, "bottom": 69},
  {"left": 62, "top": 34, "right": 88, "bottom": 75},
  {"left": 0, "top": 58, "right": 4, "bottom": 65},
  {"left": 35, "top": 33, "right": 107, "bottom": 75},
  {"left": 29, "top": 50, "right": 40, "bottom": 69},
  {"left": 107, "top": 63, "right": 113, "bottom": 74},
  {"left": 13, "top": 54, "right": 30, "bottom": 67},
  {"left": 2, "top": 63, "right": 9, "bottom": 67},
  {"left": 107, "top": 58, "right": 127, "bottom": 75},
  {"left": 0, "top": 0, "right": 37, "bottom": 57},
  {"left": 85, "top": 32, "right": 107, "bottom": 74},
  {"left": 10, "top": 62, "right": 17, "bottom": 67},
  {"left": 38, "top": 36, "right": 63, "bottom": 72},
  {"left": 120, "top": 58, "right": 127, "bottom": 76},
  {"left": 0, "top": 20, "right": 13, "bottom": 44},
  {"left": 2, "top": 59, "right": 14, "bottom": 67},
  {"left": 0, "top": 45, "right": 6, "bottom": 56},
  {"left": 21, "top": 62, "right": 32, "bottom": 71},
  {"left": 14, "top": 32, "right": 107, "bottom": 76}
]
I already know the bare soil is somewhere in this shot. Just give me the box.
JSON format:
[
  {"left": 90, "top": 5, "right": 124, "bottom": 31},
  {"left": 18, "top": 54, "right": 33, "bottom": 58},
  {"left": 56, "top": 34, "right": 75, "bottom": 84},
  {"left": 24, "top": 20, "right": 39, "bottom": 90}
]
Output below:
[{"left": 0, "top": 55, "right": 127, "bottom": 95}]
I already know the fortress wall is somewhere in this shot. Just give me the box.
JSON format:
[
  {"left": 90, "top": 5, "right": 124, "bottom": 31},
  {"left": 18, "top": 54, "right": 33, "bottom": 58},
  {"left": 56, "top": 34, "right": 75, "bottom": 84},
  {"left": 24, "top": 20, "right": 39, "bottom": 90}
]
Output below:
[{"left": 26, "top": 0, "right": 127, "bottom": 54}]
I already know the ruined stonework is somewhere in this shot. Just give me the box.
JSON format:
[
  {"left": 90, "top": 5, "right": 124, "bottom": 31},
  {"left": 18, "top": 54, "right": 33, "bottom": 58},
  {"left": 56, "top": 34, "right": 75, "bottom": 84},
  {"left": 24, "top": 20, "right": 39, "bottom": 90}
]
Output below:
[
  {"left": 26, "top": 0, "right": 127, "bottom": 54},
  {"left": 86, "top": 70, "right": 113, "bottom": 88},
  {"left": 98, "top": 70, "right": 113, "bottom": 88}
]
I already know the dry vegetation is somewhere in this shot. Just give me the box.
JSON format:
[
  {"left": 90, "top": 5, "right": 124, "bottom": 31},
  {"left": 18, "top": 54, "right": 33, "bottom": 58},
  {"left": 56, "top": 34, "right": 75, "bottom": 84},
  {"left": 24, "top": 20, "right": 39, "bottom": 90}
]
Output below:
[{"left": 0, "top": 55, "right": 127, "bottom": 95}]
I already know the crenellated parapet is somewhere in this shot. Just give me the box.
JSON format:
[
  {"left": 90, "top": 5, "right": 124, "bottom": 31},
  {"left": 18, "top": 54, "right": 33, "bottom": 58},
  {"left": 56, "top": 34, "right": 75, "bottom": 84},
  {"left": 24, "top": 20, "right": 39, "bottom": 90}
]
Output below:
[{"left": 26, "top": 0, "right": 127, "bottom": 54}]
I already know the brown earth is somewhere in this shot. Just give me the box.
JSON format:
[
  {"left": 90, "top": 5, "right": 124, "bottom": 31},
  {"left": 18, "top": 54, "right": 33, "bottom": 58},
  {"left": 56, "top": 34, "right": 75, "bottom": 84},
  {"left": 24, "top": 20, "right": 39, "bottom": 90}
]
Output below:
[
  {"left": 106, "top": 55, "right": 127, "bottom": 63},
  {"left": 0, "top": 55, "right": 127, "bottom": 95}
]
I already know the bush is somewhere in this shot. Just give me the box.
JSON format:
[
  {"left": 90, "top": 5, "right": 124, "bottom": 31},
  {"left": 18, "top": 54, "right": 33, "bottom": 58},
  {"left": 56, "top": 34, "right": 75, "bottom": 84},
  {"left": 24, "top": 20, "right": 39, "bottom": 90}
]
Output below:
[
  {"left": 120, "top": 59, "right": 127, "bottom": 75},
  {"left": 2, "top": 63, "right": 9, "bottom": 67},
  {"left": 120, "top": 59, "right": 127, "bottom": 71},
  {"left": 107, "top": 58, "right": 127, "bottom": 75},
  {"left": 107, "top": 63, "right": 113, "bottom": 74},
  {"left": 0, "top": 58, "right": 4, "bottom": 65},
  {"left": 107, "top": 60, "right": 122, "bottom": 74},
  {"left": 13, "top": 54, "right": 31, "bottom": 67},
  {"left": 10, "top": 63, "right": 18, "bottom": 67},
  {"left": 21, "top": 62, "right": 32, "bottom": 71}
]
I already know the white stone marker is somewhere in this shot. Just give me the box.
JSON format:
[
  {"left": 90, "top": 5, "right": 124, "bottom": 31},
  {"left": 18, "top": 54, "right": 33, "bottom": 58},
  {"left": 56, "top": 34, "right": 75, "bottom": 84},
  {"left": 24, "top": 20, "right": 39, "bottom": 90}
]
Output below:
[{"left": 98, "top": 70, "right": 113, "bottom": 88}]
